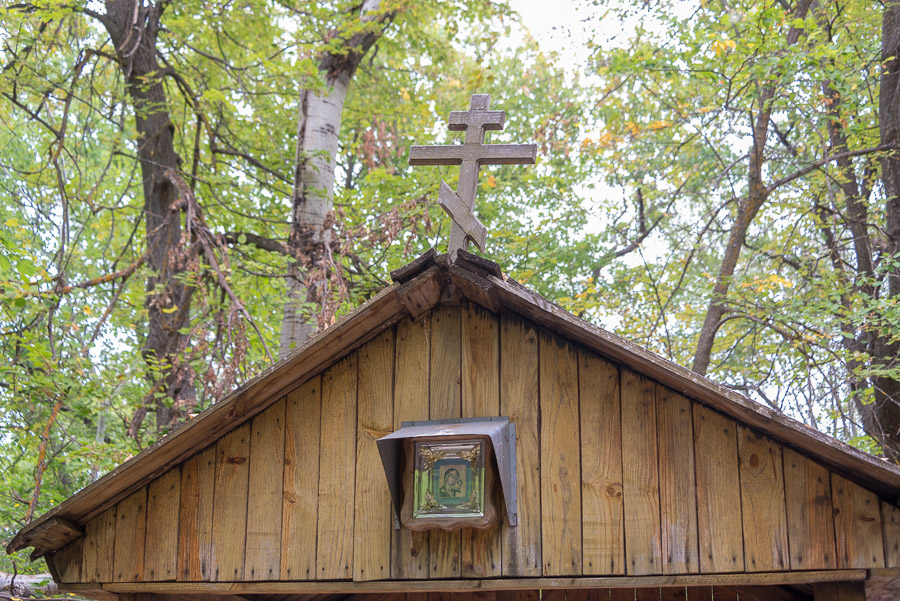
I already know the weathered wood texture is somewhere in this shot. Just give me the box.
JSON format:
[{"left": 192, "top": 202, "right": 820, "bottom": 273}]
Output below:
[
  {"left": 580, "top": 351, "right": 624, "bottom": 576},
  {"left": 245, "top": 398, "right": 286, "bottom": 581},
  {"left": 655, "top": 387, "right": 698, "bottom": 575},
  {"left": 540, "top": 330, "right": 582, "bottom": 576},
  {"left": 391, "top": 317, "right": 430, "bottom": 579},
  {"left": 143, "top": 467, "right": 180, "bottom": 581},
  {"left": 212, "top": 423, "right": 251, "bottom": 582},
  {"left": 621, "top": 370, "right": 661, "bottom": 576},
  {"left": 317, "top": 354, "right": 358, "bottom": 580},
  {"left": 281, "top": 376, "right": 321, "bottom": 581},
  {"left": 178, "top": 446, "right": 215, "bottom": 581},
  {"left": 461, "top": 305, "right": 502, "bottom": 578},
  {"left": 500, "top": 311, "right": 541, "bottom": 577},
  {"left": 51, "top": 303, "right": 896, "bottom": 585},
  {"left": 429, "top": 305, "right": 463, "bottom": 579},
  {"left": 354, "top": 331, "right": 395, "bottom": 582},
  {"left": 693, "top": 404, "right": 744, "bottom": 574}
]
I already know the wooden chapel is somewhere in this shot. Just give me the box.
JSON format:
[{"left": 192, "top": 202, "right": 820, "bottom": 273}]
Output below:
[{"left": 8, "top": 95, "right": 900, "bottom": 601}]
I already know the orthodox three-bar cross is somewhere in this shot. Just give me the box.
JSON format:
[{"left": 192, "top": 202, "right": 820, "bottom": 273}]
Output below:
[{"left": 409, "top": 94, "right": 537, "bottom": 260}]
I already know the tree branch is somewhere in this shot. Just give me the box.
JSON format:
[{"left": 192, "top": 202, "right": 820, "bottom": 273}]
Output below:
[
  {"left": 223, "top": 231, "right": 295, "bottom": 257},
  {"left": 766, "top": 143, "right": 900, "bottom": 195}
]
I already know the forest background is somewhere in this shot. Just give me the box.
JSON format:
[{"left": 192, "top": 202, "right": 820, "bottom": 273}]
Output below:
[{"left": 3, "top": 0, "right": 900, "bottom": 575}]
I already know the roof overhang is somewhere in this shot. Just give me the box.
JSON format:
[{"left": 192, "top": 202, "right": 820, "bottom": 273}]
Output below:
[{"left": 10, "top": 248, "right": 900, "bottom": 559}]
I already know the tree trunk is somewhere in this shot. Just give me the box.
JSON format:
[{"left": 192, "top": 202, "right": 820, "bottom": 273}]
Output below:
[
  {"left": 280, "top": 77, "right": 350, "bottom": 355},
  {"left": 690, "top": 90, "right": 774, "bottom": 375},
  {"left": 873, "top": 0, "right": 900, "bottom": 462},
  {"left": 690, "top": 0, "right": 814, "bottom": 376},
  {"left": 279, "top": 0, "right": 393, "bottom": 357},
  {"left": 101, "top": 0, "right": 196, "bottom": 432}
]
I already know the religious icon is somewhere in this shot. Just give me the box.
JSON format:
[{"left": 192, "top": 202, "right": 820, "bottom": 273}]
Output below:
[
  {"left": 439, "top": 467, "right": 463, "bottom": 498},
  {"left": 412, "top": 439, "right": 485, "bottom": 520},
  {"left": 381, "top": 420, "right": 512, "bottom": 532}
]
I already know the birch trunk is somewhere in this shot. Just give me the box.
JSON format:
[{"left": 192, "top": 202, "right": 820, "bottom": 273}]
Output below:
[
  {"left": 279, "top": 0, "right": 393, "bottom": 357},
  {"left": 280, "top": 75, "right": 351, "bottom": 354}
]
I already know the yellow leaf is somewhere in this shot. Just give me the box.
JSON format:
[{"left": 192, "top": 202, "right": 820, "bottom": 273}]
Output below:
[{"left": 486, "top": 175, "right": 497, "bottom": 188}]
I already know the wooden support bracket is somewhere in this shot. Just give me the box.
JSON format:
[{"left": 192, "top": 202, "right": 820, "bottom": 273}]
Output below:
[
  {"left": 448, "top": 264, "right": 498, "bottom": 313},
  {"left": 25, "top": 516, "right": 83, "bottom": 559},
  {"left": 396, "top": 265, "right": 443, "bottom": 319}
]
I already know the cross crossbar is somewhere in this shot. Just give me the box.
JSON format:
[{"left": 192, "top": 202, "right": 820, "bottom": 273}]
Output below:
[{"left": 408, "top": 143, "right": 537, "bottom": 166}]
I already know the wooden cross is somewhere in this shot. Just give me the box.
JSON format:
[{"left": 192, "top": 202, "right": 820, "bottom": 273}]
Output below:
[{"left": 409, "top": 94, "right": 537, "bottom": 260}]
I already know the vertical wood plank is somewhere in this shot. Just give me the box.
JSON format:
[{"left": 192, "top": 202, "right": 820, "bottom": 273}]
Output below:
[
  {"left": 580, "top": 350, "right": 624, "bottom": 576},
  {"left": 709, "top": 589, "right": 736, "bottom": 601},
  {"left": 883, "top": 501, "right": 900, "bottom": 567},
  {"left": 634, "top": 590, "right": 660, "bottom": 601},
  {"left": 81, "top": 506, "right": 116, "bottom": 582},
  {"left": 178, "top": 446, "right": 216, "bottom": 581},
  {"left": 500, "top": 310, "right": 541, "bottom": 577},
  {"left": 621, "top": 369, "right": 662, "bottom": 575},
  {"left": 693, "top": 403, "right": 744, "bottom": 573},
  {"left": 658, "top": 587, "right": 687, "bottom": 601},
  {"left": 245, "top": 398, "right": 286, "bottom": 581},
  {"left": 461, "top": 303, "right": 501, "bottom": 578},
  {"left": 812, "top": 582, "right": 866, "bottom": 601},
  {"left": 687, "top": 587, "right": 713, "bottom": 601},
  {"left": 281, "top": 376, "right": 321, "bottom": 580},
  {"left": 54, "top": 537, "right": 83, "bottom": 583},
  {"left": 610, "top": 590, "right": 634, "bottom": 601},
  {"left": 391, "top": 317, "right": 430, "bottom": 579},
  {"left": 831, "top": 473, "right": 885, "bottom": 568},
  {"left": 113, "top": 487, "right": 147, "bottom": 582},
  {"left": 316, "top": 354, "right": 358, "bottom": 580},
  {"left": 539, "top": 329, "right": 582, "bottom": 576},
  {"left": 656, "top": 386, "right": 699, "bottom": 575},
  {"left": 353, "top": 330, "right": 395, "bottom": 582},
  {"left": 737, "top": 425, "right": 789, "bottom": 571},
  {"left": 541, "top": 590, "right": 565, "bottom": 601},
  {"left": 211, "top": 422, "right": 251, "bottom": 581},
  {"left": 494, "top": 591, "right": 522, "bottom": 601},
  {"left": 429, "top": 305, "right": 462, "bottom": 578},
  {"left": 782, "top": 448, "right": 836, "bottom": 570},
  {"left": 143, "top": 467, "right": 181, "bottom": 581},
  {"left": 567, "top": 589, "right": 589, "bottom": 601}
]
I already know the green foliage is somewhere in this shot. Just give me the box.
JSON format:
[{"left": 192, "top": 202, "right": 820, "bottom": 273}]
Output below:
[
  {"left": 575, "top": 0, "right": 898, "bottom": 454},
  {"left": 0, "top": 0, "right": 598, "bottom": 555},
  {"left": 2, "top": 0, "right": 898, "bottom": 564}
]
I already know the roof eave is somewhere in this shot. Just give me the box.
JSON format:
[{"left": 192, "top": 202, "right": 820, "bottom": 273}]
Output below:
[{"left": 10, "top": 250, "right": 900, "bottom": 559}]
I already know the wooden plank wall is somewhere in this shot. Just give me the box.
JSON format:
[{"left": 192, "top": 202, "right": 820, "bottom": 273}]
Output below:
[{"left": 51, "top": 303, "right": 900, "bottom": 584}]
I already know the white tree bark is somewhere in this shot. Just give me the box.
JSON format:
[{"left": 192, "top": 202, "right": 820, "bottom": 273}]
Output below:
[
  {"left": 279, "top": 0, "right": 390, "bottom": 357},
  {"left": 279, "top": 74, "right": 351, "bottom": 356}
]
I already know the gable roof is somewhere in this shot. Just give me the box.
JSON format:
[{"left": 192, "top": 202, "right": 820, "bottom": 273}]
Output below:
[{"left": 9, "top": 249, "right": 900, "bottom": 559}]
